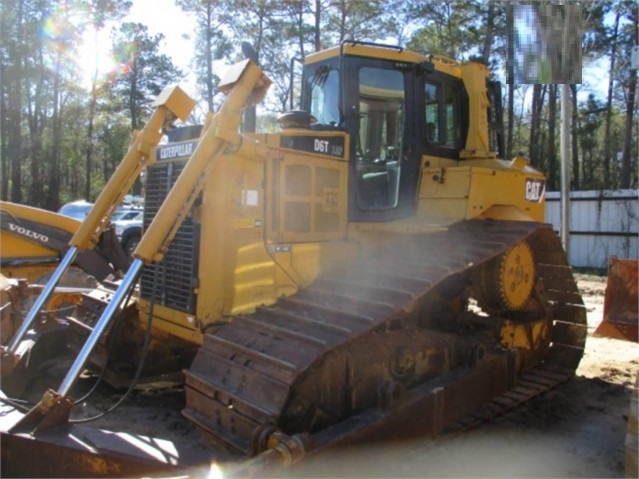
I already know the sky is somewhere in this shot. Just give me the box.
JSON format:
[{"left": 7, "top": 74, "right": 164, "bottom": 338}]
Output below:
[
  {"left": 79, "top": 0, "right": 197, "bottom": 93},
  {"left": 126, "top": 0, "right": 195, "bottom": 73}
]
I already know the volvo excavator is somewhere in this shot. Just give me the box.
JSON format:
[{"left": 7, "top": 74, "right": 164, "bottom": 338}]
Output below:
[
  {"left": 0, "top": 42, "right": 587, "bottom": 477},
  {"left": 0, "top": 201, "right": 129, "bottom": 347},
  {"left": 0, "top": 200, "right": 128, "bottom": 285}
]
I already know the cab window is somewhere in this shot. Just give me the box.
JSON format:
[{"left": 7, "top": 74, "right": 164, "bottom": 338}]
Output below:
[
  {"left": 356, "top": 67, "right": 404, "bottom": 209},
  {"left": 443, "top": 84, "right": 460, "bottom": 147},
  {"left": 307, "top": 66, "right": 340, "bottom": 126},
  {"left": 424, "top": 80, "right": 461, "bottom": 148},
  {"left": 425, "top": 83, "right": 440, "bottom": 143}
]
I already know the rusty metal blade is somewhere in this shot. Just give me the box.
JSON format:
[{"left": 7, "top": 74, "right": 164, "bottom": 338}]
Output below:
[{"left": 595, "top": 257, "right": 638, "bottom": 342}]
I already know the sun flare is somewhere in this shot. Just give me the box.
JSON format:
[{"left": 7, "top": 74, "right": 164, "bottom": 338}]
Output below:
[
  {"left": 76, "top": 27, "right": 118, "bottom": 89},
  {"left": 38, "top": 4, "right": 119, "bottom": 91}
]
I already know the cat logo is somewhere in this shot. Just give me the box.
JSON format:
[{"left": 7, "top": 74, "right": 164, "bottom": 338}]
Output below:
[{"left": 525, "top": 179, "right": 545, "bottom": 202}]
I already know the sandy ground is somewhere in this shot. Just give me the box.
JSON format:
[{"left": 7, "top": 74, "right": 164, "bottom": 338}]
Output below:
[{"left": 284, "top": 274, "right": 639, "bottom": 478}]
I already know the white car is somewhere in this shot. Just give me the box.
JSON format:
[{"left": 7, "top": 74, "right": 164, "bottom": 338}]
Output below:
[
  {"left": 113, "top": 212, "right": 143, "bottom": 256},
  {"left": 59, "top": 201, "right": 141, "bottom": 221},
  {"left": 58, "top": 201, "right": 144, "bottom": 255},
  {"left": 111, "top": 209, "right": 143, "bottom": 221},
  {"left": 58, "top": 200, "right": 94, "bottom": 220}
]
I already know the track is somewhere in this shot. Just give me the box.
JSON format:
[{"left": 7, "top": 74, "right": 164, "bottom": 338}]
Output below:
[
  {"left": 183, "top": 219, "right": 587, "bottom": 457},
  {"left": 449, "top": 224, "right": 587, "bottom": 431}
]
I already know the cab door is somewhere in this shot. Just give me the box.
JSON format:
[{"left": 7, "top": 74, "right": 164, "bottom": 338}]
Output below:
[{"left": 343, "top": 57, "right": 420, "bottom": 222}]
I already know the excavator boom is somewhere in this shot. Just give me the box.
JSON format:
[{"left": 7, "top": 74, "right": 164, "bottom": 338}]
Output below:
[{"left": 0, "top": 201, "right": 128, "bottom": 284}]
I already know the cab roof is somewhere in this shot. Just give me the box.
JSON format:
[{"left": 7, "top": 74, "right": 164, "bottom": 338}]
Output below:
[{"left": 304, "top": 42, "right": 463, "bottom": 78}]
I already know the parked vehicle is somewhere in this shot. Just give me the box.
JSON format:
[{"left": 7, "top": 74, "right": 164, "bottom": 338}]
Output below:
[
  {"left": 111, "top": 209, "right": 143, "bottom": 221},
  {"left": 60, "top": 201, "right": 141, "bottom": 238},
  {"left": 112, "top": 211, "right": 143, "bottom": 256},
  {"left": 1, "top": 200, "right": 129, "bottom": 284},
  {"left": 57, "top": 200, "right": 94, "bottom": 220}
]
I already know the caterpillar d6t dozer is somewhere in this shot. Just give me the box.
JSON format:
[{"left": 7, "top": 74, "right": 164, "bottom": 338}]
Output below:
[{"left": 0, "top": 42, "right": 587, "bottom": 477}]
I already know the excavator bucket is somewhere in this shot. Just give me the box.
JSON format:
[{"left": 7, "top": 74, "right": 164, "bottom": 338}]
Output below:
[{"left": 595, "top": 257, "right": 638, "bottom": 342}]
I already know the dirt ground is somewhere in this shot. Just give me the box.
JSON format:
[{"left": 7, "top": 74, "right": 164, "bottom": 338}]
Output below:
[{"left": 285, "top": 273, "right": 639, "bottom": 478}]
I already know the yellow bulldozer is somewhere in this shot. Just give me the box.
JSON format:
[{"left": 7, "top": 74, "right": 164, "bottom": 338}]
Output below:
[{"left": 0, "top": 41, "right": 587, "bottom": 477}]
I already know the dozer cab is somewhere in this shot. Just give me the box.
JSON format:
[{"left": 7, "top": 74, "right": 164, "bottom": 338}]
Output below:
[{"left": 0, "top": 42, "right": 587, "bottom": 477}]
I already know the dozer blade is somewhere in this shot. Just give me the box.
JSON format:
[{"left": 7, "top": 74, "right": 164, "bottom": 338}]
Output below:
[
  {"left": 0, "top": 425, "right": 192, "bottom": 478},
  {"left": 595, "top": 257, "right": 638, "bottom": 342},
  {"left": 4, "top": 259, "right": 144, "bottom": 438}
]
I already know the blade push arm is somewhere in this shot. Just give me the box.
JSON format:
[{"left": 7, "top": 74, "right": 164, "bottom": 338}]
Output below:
[
  {"left": 5, "top": 86, "right": 194, "bottom": 354},
  {"left": 72, "top": 86, "right": 195, "bottom": 251},
  {"left": 134, "top": 60, "right": 271, "bottom": 264}
]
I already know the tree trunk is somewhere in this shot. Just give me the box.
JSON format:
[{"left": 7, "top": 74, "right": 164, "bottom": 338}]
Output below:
[
  {"left": 529, "top": 85, "right": 540, "bottom": 166},
  {"left": 570, "top": 84, "right": 580, "bottom": 190},
  {"left": 205, "top": 2, "right": 215, "bottom": 113},
  {"left": 338, "top": 0, "right": 347, "bottom": 44},
  {"left": 6, "top": 0, "right": 24, "bottom": 203},
  {"left": 620, "top": 79, "right": 636, "bottom": 188},
  {"left": 547, "top": 84, "right": 557, "bottom": 190},
  {"left": 27, "top": 36, "right": 46, "bottom": 206},
  {"left": 514, "top": 85, "right": 529, "bottom": 157},
  {"left": 46, "top": 49, "right": 63, "bottom": 209},
  {"left": 529, "top": 84, "right": 547, "bottom": 168},
  {"left": 620, "top": 6, "right": 638, "bottom": 189},
  {"left": 295, "top": 0, "right": 306, "bottom": 59},
  {"left": 603, "top": 11, "right": 620, "bottom": 187},
  {"left": 506, "top": 82, "right": 514, "bottom": 160},
  {"left": 314, "top": 0, "right": 321, "bottom": 52},
  {"left": 129, "top": 65, "right": 138, "bottom": 131},
  {"left": 85, "top": 80, "right": 97, "bottom": 200},
  {"left": 0, "top": 59, "right": 5, "bottom": 200},
  {"left": 481, "top": 0, "right": 495, "bottom": 61}
]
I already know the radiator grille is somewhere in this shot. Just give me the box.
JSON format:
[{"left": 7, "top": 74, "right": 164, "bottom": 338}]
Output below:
[{"left": 140, "top": 160, "right": 199, "bottom": 314}]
